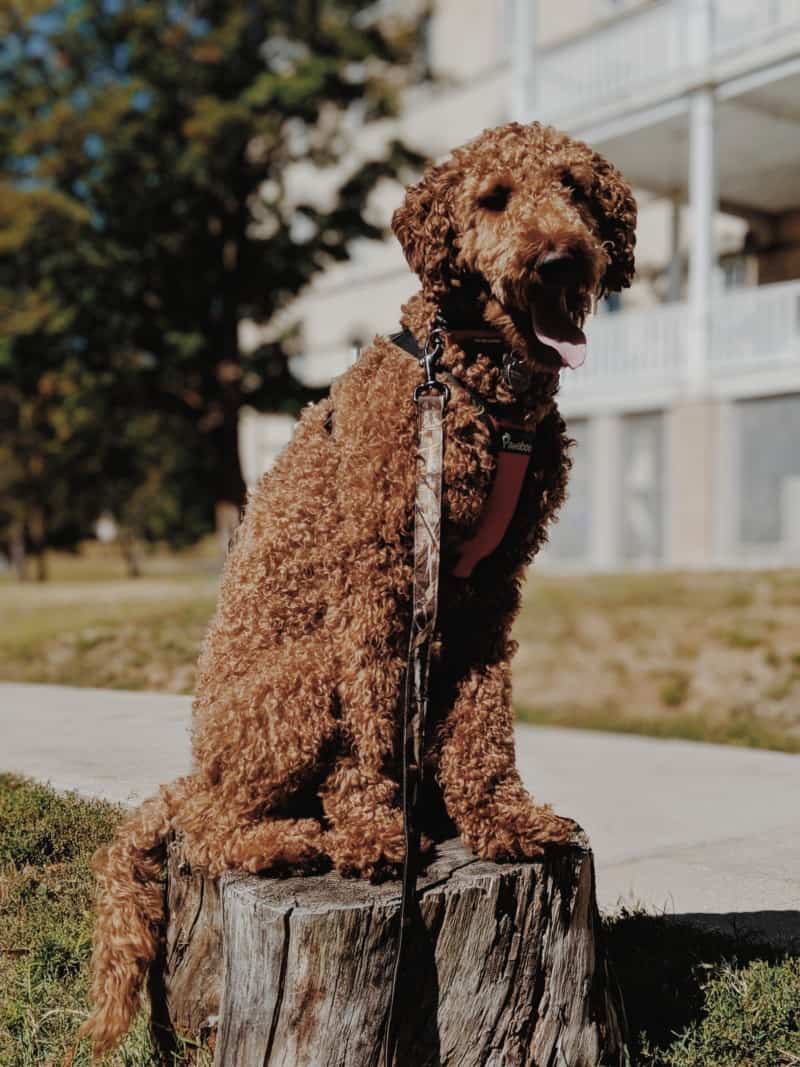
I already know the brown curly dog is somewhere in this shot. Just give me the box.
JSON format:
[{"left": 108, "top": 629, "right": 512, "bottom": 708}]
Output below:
[{"left": 81, "top": 121, "right": 635, "bottom": 1055}]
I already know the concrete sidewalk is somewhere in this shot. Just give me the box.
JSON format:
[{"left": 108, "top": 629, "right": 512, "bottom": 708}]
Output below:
[{"left": 2, "top": 682, "right": 798, "bottom": 933}]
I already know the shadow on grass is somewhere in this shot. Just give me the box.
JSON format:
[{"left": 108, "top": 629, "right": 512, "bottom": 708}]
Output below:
[{"left": 605, "top": 908, "right": 800, "bottom": 1065}]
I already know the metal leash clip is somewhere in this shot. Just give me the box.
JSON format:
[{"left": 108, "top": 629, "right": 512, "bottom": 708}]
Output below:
[{"left": 413, "top": 325, "right": 450, "bottom": 405}]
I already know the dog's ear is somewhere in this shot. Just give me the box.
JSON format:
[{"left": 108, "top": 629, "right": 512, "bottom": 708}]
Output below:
[
  {"left": 391, "top": 163, "right": 457, "bottom": 295},
  {"left": 587, "top": 159, "right": 637, "bottom": 294}
]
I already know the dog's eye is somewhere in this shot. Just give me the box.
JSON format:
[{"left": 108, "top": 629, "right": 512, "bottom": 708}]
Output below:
[
  {"left": 478, "top": 183, "right": 511, "bottom": 211},
  {"left": 559, "top": 169, "right": 588, "bottom": 200}
]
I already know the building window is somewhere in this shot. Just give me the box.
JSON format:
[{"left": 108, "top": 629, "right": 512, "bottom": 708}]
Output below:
[
  {"left": 737, "top": 394, "right": 800, "bottom": 546},
  {"left": 719, "top": 253, "right": 754, "bottom": 291},
  {"left": 620, "top": 412, "right": 665, "bottom": 565}
]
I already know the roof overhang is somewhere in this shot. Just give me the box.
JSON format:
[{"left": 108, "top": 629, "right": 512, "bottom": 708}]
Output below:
[{"left": 574, "top": 57, "right": 800, "bottom": 213}]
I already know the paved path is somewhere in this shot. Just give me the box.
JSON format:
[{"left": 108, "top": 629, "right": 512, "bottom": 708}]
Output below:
[{"left": 2, "top": 683, "right": 798, "bottom": 938}]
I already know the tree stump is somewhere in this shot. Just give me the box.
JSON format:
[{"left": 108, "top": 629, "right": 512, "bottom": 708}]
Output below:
[{"left": 151, "top": 834, "right": 629, "bottom": 1067}]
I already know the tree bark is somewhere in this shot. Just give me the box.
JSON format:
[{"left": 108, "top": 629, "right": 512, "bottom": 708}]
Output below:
[
  {"left": 118, "top": 527, "right": 142, "bottom": 578},
  {"left": 9, "top": 524, "right": 27, "bottom": 581},
  {"left": 153, "top": 835, "right": 629, "bottom": 1067},
  {"left": 27, "top": 506, "right": 48, "bottom": 582}
]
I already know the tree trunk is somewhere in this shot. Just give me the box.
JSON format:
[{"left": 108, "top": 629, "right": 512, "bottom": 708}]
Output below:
[
  {"left": 28, "top": 507, "right": 47, "bottom": 582},
  {"left": 10, "top": 524, "right": 27, "bottom": 581},
  {"left": 118, "top": 528, "right": 142, "bottom": 578},
  {"left": 212, "top": 185, "right": 247, "bottom": 538},
  {"left": 153, "top": 835, "right": 629, "bottom": 1067}
]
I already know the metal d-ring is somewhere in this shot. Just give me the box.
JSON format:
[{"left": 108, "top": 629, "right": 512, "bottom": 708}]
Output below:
[
  {"left": 502, "top": 347, "right": 533, "bottom": 395},
  {"left": 413, "top": 378, "right": 450, "bottom": 404},
  {"left": 414, "top": 325, "right": 450, "bottom": 405}
]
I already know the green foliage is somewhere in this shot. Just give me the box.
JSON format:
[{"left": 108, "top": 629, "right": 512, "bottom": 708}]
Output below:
[
  {"left": 606, "top": 908, "right": 800, "bottom": 1066},
  {"left": 0, "top": 0, "right": 425, "bottom": 566},
  {"left": 656, "top": 957, "right": 800, "bottom": 1067},
  {"left": 0, "top": 774, "right": 120, "bottom": 868}
]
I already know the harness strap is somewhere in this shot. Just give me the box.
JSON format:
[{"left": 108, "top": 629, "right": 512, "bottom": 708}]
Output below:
[
  {"left": 383, "top": 349, "right": 447, "bottom": 1067},
  {"left": 451, "top": 416, "right": 534, "bottom": 578},
  {"left": 391, "top": 327, "right": 535, "bottom": 579}
]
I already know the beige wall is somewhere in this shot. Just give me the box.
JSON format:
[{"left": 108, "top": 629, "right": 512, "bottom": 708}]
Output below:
[{"left": 429, "top": 0, "right": 510, "bottom": 77}]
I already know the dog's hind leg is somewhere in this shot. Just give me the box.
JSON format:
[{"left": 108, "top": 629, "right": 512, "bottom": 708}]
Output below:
[
  {"left": 192, "top": 634, "right": 340, "bottom": 813},
  {"left": 179, "top": 801, "right": 329, "bottom": 877},
  {"left": 215, "top": 816, "right": 328, "bottom": 874},
  {"left": 177, "top": 633, "right": 341, "bottom": 876}
]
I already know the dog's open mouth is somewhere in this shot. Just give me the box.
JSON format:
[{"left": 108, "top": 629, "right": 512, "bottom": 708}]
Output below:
[{"left": 529, "top": 290, "right": 586, "bottom": 370}]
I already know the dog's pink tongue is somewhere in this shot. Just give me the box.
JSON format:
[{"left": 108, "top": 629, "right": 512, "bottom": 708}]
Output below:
[{"left": 531, "top": 304, "right": 587, "bottom": 369}]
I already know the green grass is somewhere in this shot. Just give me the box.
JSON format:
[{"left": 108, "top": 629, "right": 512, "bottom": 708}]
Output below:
[
  {"left": 513, "top": 569, "right": 800, "bottom": 754},
  {"left": 0, "top": 776, "right": 797, "bottom": 1066},
  {"left": 0, "top": 776, "right": 211, "bottom": 1066},
  {"left": 517, "top": 702, "right": 800, "bottom": 754},
  {"left": 0, "top": 776, "right": 147, "bottom": 1065}
]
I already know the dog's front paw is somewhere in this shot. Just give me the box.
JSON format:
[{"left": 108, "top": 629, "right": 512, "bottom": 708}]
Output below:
[
  {"left": 326, "top": 811, "right": 405, "bottom": 881},
  {"left": 328, "top": 822, "right": 434, "bottom": 882},
  {"left": 472, "top": 808, "right": 579, "bottom": 862}
]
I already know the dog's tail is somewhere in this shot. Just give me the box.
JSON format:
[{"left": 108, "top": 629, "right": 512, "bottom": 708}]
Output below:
[{"left": 78, "top": 787, "right": 176, "bottom": 1058}]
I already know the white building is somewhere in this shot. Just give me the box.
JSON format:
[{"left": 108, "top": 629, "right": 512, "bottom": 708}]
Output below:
[{"left": 241, "top": 0, "right": 800, "bottom": 571}]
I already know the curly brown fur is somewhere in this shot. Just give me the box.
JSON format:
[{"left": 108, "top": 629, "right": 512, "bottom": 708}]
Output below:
[{"left": 82, "top": 121, "right": 635, "bottom": 1056}]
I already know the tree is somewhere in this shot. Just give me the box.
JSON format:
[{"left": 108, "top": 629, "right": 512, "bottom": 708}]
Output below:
[{"left": 0, "top": 0, "right": 425, "bottom": 555}]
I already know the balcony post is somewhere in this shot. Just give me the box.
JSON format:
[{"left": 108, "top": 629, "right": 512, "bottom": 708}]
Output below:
[
  {"left": 511, "top": 0, "right": 536, "bottom": 121},
  {"left": 666, "top": 193, "right": 683, "bottom": 302},
  {"left": 686, "top": 0, "right": 716, "bottom": 393},
  {"left": 687, "top": 86, "right": 716, "bottom": 392}
]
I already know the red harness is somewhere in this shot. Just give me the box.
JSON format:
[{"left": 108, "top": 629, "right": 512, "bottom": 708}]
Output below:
[{"left": 452, "top": 414, "right": 533, "bottom": 578}]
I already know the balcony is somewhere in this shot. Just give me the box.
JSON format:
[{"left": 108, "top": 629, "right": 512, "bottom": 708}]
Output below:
[
  {"left": 559, "top": 279, "right": 800, "bottom": 414},
  {"left": 534, "top": 0, "right": 800, "bottom": 129}
]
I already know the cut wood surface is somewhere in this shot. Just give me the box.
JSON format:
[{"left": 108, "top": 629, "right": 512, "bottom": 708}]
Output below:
[{"left": 153, "top": 834, "right": 629, "bottom": 1067}]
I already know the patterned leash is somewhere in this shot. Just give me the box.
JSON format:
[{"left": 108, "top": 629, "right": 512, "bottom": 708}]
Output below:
[{"left": 382, "top": 325, "right": 449, "bottom": 1066}]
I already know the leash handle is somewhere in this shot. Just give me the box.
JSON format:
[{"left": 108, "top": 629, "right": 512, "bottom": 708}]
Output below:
[{"left": 383, "top": 364, "right": 447, "bottom": 1067}]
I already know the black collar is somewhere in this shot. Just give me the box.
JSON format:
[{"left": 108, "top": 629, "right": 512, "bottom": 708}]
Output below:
[
  {"left": 389, "top": 327, "right": 510, "bottom": 361},
  {"left": 389, "top": 328, "right": 423, "bottom": 360},
  {"left": 389, "top": 328, "right": 530, "bottom": 425}
]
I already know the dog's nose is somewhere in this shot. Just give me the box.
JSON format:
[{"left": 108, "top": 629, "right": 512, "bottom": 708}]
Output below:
[{"left": 536, "top": 251, "right": 575, "bottom": 286}]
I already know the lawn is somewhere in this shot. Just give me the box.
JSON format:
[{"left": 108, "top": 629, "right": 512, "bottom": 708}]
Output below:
[
  {"left": 2, "top": 545, "right": 800, "bottom": 752},
  {"left": 0, "top": 775, "right": 797, "bottom": 1066},
  {"left": 0, "top": 545, "right": 219, "bottom": 695},
  {"left": 515, "top": 568, "right": 800, "bottom": 753}
]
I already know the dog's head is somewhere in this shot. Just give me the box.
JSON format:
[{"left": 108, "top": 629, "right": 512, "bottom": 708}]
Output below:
[{"left": 392, "top": 122, "right": 636, "bottom": 373}]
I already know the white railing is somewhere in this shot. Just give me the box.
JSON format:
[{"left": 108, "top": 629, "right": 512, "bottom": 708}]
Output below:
[
  {"left": 713, "top": 0, "right": 800, "bottom": 54},
  {"left": 561, "top": 301, "right": 687, "bottom": 398},
  {"left": 537, "top": 0, "right": 687, "bottom": 120},
  {"left": 710, "top": 278, "right": 800, "bottom": 371},
  {"left": 561, "top": 279, "right": 800, "bottom": 400},
  {"left": 535, "top": 0, "right": 800, "bottom": 122}
]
